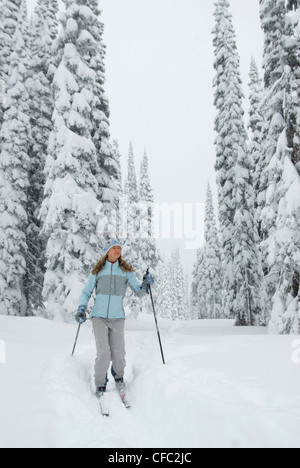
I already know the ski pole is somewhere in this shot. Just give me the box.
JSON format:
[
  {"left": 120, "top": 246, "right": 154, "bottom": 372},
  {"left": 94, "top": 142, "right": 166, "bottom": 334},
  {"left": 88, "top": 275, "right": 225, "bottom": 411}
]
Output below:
[
  {"left": 146, "top": 269, "right": 166, "bottom": 365},
  {"left": 71, "top": 322, "right": 82, "bottom": 357}
]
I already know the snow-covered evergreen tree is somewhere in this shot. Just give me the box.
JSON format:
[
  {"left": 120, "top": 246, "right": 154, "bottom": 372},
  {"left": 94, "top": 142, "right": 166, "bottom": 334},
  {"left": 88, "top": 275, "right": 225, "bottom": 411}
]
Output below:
[
  {"left": 232, "top": 140, "right": 265, "bottom": 326},
  {"left": 24, "top": 0, "right": 59, "bottom": 314},
  {"left": 259, "top": 0, "right": 300, "bottom": 333},
  {"left": 212, "top": 0, "right": 247, "bottom": 319},
  {"left": 139, "top": 149, "right": 157, "bottom": 276},
  {"left": 260, "top": 0, "right": 286, "bottom": 89},
  {"left": 155, "top": 256, "right": 173, "bottom": 320},
  {"left": 192, "top": 185, "right": 223, "bottom": 319},
  {"left": 170, "top": 248, "right": 189, "bottom": 321},
  {"left": 203, "top": 184, "right": 223, "bottom": 319},
  {"left": 109, "top": 139, "right": 123, "bottom": 238},
  {"left": 122, "top": 142, "right": 139, "bottom": 263},
  {"left": 85, "top": 0, "right": 119, "bottom": 210},
  {"left": 40, "top": 0, "right": 111, "bottom": 321},
  {"left": 195, "top": 248, "right": 208, "bottom": 319},
  {"left": 122, "top": 143, "right": 143, "bottom": 315},
  {"left": 191, "top": 248, "right": 207, "bottom": 319},
  {"left": 0, "top": 0, "right": 31, "bottom": 316},
  {"left": 284, "top": 0, "right": 300, "bottom": 174},
  {"left": 0, "top": 0, "right": 22, "bottom": 79},
  {"left": 140, "top": 150, "right": 153, "bottom": 235},
  {"left": 151, "top": 248, "right": 190, "bottom": 321},
  {"left": 259, "top": 0, "right": 287, "bottom": 246},
  {"left": 122, "top": 145, "right": 158, "bottom": 317},
  {"left": 212, "top": 0, "right": 265, "bottom": 325},
  {"left": 124, "top": 142, "right": 138, "bottom": 204},
  {"left": 268, "top": 146, "right": 300, "bottom": 334},
  {"left": 248, "top": 57, "right": 267, "bottom": 224},
  {"left": 0, "top": 0, "right": 22, "bottom": 137},
  {"left": 111, "top": 139, "right": 123, "bottom": 195},
  {"left": 212, "top": 0, "right": 245, "bottom": 319}
]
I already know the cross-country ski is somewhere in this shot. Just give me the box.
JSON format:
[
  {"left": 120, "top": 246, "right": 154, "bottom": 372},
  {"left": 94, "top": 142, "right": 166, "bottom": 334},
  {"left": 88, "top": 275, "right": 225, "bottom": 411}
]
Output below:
[
  {"left": 99, "top": 392, "right": 110, "bottom": 418},
  {"left": 97, "top": 381, "right": 131, "bottom": 416}
]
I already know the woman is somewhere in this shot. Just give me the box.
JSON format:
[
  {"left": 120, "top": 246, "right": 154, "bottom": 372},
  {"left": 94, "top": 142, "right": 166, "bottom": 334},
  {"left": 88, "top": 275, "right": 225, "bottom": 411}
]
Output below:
[{"left": 76, "top": 239, "right": 153, "bottom": 404}]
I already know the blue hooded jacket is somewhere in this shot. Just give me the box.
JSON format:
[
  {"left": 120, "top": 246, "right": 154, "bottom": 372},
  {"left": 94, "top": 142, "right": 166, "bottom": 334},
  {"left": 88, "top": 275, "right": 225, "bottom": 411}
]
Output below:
[{"left": 79, "top": 260, "right": 146, "bottom": 319}]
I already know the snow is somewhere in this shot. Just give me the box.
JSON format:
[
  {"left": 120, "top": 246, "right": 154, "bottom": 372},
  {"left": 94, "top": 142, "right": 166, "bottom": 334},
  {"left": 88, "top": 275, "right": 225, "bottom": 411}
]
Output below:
[{"left": 0, "top": 315, "right": 299, "bottom": 448}]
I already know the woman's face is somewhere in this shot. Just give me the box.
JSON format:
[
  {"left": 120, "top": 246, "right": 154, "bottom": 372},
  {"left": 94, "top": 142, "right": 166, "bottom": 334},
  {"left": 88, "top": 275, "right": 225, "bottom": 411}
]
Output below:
[{"left": 108, "top": 246, "right": 122, "bottom": 262}]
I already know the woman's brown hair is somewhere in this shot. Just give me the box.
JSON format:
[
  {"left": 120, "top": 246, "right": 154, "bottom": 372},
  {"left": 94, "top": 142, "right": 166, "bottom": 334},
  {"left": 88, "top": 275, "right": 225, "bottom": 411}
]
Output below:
[{"left": 92, "top": 255, "right": 135, "bottom": 276}]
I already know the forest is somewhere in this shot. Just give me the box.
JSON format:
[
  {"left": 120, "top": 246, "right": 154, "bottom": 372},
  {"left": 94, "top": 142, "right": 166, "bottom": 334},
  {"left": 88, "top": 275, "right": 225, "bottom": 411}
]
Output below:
[{"left": 0, "top": 0, "right": 299, "bottom": 334}]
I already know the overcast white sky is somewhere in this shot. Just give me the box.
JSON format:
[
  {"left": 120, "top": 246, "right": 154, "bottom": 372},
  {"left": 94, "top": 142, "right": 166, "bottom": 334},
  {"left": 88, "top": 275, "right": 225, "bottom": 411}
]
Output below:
[{"left": 26, "top": 0, "right": 264, "bottom": 276}]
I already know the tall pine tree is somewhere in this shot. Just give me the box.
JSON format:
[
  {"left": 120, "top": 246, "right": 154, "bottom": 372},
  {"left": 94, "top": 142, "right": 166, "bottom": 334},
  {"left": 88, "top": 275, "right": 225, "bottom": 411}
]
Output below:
[
  {"left": 248, "top": 57, "right": 267, "bottom": 223},
  {"left": 0, "top": 0, "right": 22, "bottom": 143},
  {"left": 212, "top": 0, "right": 264, "bottom": 325},
  {"left": 259, "top": 0, "right": 287, "bottom": 249},
  {"left": 260, "top": 0, "right": 300, "bottom": 333},
  {"left": 122, "top": 142, "right": 139, "bottom": 264},
  {"left": 203, "top": 183, "right": 223, "bottom": 319},
  {"left": 192, "top": 184, "right": 223, "bottom": 319},
  {"left": 212, "top": 0, "right": 246, "bottom": 318},
  {"left": 25, "top": 0, "right": 59, "bottom": 314},
  {"left": 0, "top": 1, "right": 31, "bottom": 316},
  {"left": 40, "top": 0, "right": 113, "bottom": 321},
  {"left": 139, "top": 149, "right": 157, "bottom": 273}
]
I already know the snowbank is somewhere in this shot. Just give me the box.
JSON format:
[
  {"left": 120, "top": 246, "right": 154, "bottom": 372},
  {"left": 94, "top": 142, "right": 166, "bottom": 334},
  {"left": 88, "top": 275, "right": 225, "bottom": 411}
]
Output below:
[{"left": 0, "top": 315, "right": 299, "bottom": 448}]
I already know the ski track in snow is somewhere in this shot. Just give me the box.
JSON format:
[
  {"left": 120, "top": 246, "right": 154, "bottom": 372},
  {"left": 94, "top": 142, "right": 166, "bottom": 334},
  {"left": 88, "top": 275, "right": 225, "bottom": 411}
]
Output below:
[{"left": 0, "top": 315, "right": 300, "bottom": 448}]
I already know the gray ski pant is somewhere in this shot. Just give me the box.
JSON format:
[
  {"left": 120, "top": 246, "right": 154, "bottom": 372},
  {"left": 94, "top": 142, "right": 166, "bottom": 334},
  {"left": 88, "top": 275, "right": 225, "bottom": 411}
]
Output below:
[{"left": 92, "top": 317, "right": 126, "bottom": 388}]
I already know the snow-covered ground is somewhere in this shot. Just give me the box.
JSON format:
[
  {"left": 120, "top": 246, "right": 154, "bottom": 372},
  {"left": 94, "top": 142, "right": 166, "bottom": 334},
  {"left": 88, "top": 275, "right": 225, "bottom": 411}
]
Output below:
[{"left": 0, "top": 314, "right": 299, "bottom": 448}]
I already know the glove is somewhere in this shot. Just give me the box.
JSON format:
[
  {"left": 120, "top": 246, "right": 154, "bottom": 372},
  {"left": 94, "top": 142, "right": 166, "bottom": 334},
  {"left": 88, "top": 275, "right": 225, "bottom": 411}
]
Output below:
[
  {"left": 144, "top": 272, "right": 154, "bottom": 285},
  {"left": 76, "top": 306, "right": 87, "bottom": 324},
  {"left": 141, "top": 272, "right": 154, "bottom": 293}
]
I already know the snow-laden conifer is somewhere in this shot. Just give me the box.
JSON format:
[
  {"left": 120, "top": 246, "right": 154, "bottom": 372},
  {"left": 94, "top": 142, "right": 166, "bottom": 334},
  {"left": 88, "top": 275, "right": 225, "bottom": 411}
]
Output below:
[
  {"left": 259, "top": 0, "right": 287, "bottom": 246},
  {"left": 84, "top": 0, "right": 119, "bottom": 209},
  {"left": 284, "top": 0, "right": 300, "bottom": 174},
  {"left": 0, "top": 0, "right": 22, "bottom": 137},
  {"left": 122, "top": 143, "right": 142, "bottom": 315},
  {"left": 139, "top": 150, "right": 153, "bottom": 238},
  {"left": 192, "top": 185, "right": 223, "bottom": 319},
  {"left": 260, "top": 0, "right": 286, "bottom": 88},
  {"left": 0, "top": 1, "right": 31, "bottom": 315},
  {"left": 259, "top": 0, "right": 300, "bottom": 331},
  {"left": 248, "top": 58, "right": 267, "bottom": 226},
  {"left": 191, "top": 247, "right": 208, "bottom": 319},
  {"left": 139, "top": 149, "right": 157, "bottom": 268},
  {"left": 155, "top": 256, "right": 173, "bottom": 320},
  {"left": 212, "top": 0, "right": 265, "bottom": 325},
  {"left": 232, "top": 144, "right": 265, "bottom": 326},
  {"left": 24, "top": 0, "right": 59, "bottom": 314},
  {"left": 122, "top": 142, "right": 139, "bottom": 263},
  {"left": 109, "top": 139, "right": 123, "bottom": 238},
  {"left": 145, "top": 248, "right": 189, "bottom": 321},
  {"left": 204, "top": 184, "right": 223, "bottom": 319},
  {"left": 170, "top": 248, "right": 189, "bottom": 321},
  {"left": 268, "top": 150, "right": 300, "bottom": 334},
  {"left": 124, "top": 142, "right": 138, "bottom": 204},
  {"left": 212, "top": 0, "right": 247, "bottom": 318},
  {"left": 40, "top": 0, "right": 110, "bottom": 321},
  {"left": 111, "top": 139, "right": 123, "bottom": 195}
]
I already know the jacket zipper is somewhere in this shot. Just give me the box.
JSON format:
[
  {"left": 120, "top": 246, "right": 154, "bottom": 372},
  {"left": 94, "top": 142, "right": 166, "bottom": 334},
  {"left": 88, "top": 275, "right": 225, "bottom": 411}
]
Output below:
[{"left": 106, "top": 263, "right": 113, "bottom": 318}]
